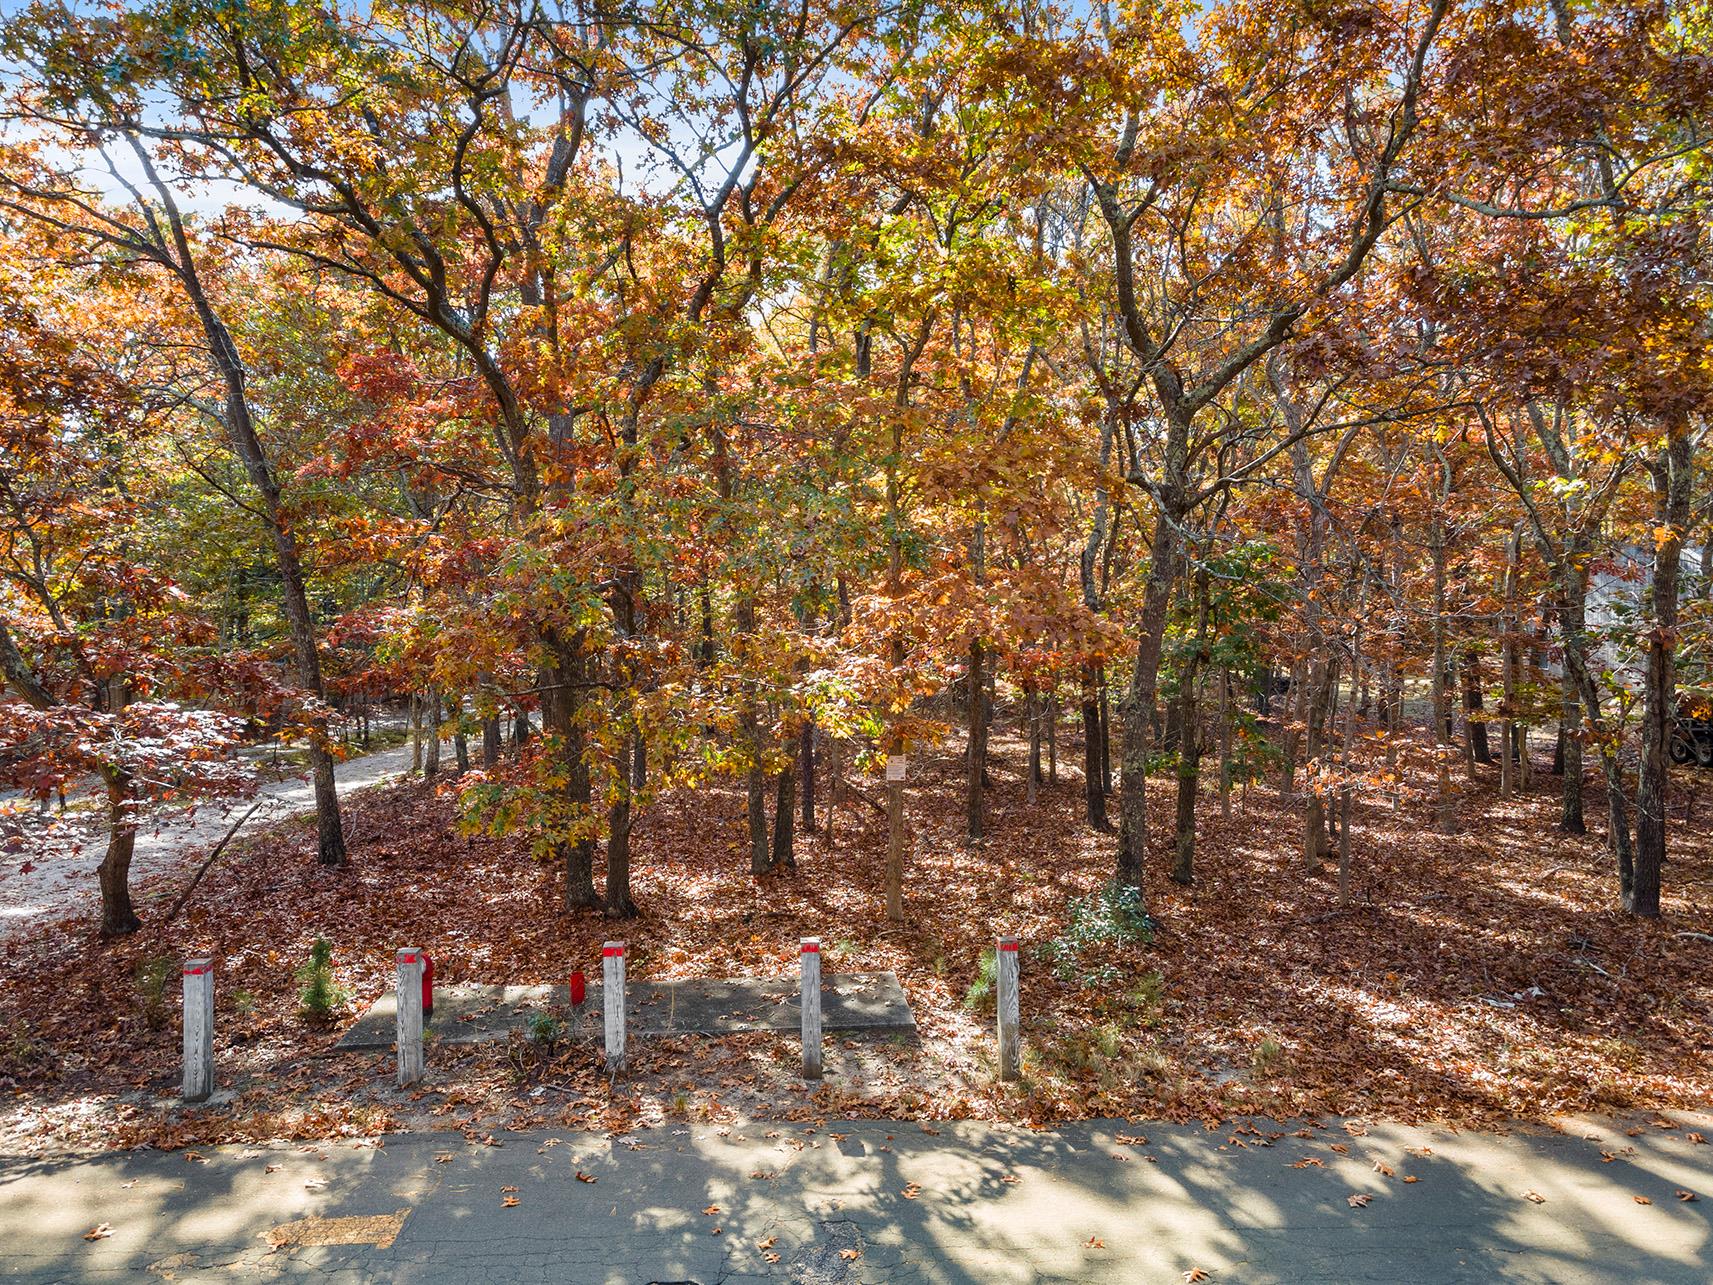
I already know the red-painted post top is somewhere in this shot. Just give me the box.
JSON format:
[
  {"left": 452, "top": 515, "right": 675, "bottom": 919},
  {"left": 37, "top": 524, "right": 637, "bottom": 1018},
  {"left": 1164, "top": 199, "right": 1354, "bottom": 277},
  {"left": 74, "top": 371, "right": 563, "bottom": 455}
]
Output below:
[
  {"left": 397, "top": 949, "right": 420, "bottom": 965},
  {"left": 801, "top": 940, "right": 820, "bottom": 953},
  {"left": 183, "top": 961, "right": 212, "bottom": 976},
  {"left": 602, "top": 943, "right": 625, "bottom": 958},
  {"left": 998, "top": 938, "right": 1019, "bottom": 953}
]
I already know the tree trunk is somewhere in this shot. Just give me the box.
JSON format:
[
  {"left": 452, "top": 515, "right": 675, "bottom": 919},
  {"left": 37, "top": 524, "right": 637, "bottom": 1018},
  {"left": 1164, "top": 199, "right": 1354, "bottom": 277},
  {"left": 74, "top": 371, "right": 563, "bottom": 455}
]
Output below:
[
  {"left": 543, "top": 642, "right": 599, "bottom": 911},
  {"left": 1634, "top": 428, "right": 1693, "bottom": 916},
  {"left": 1559, "top": 599, "right": 1586, "bottom": 832},
  {"left": 1081, "top": 668, "right": 1110, "bottom": 830},
  {"left": 605, "top": 731, "right": 637, "bottom": 917},
  {"left": 1115, "top": 512, "right": 1181, "bottom": 888},
  {"left": 800, "top": 722, "right": 816, "bottom": 833},
  {"left": 1219, "top": 668, "right": 1234, "bottom": 820},
  {"left": 1171, "top": 675, "right": 1199, "bottom": 885},
  {"left": 1020, "top": 695, "right": 1034, "bottom": 805},
  {"left": 482, "top": 714, "right": 501, "bottom": 768},
  {"left": 885, "top": 768, "right": 905, "bottom": 921},
  {"left": 966, "top": 637, "right": 987, "bottom": 840},
  {"left": 1430, "top": 519, "right": 1457, "bottom": 834},
  {"left": 97, "top": 767, "right": 141, "bottom": 936},
  {"left": 1047, "top": 694, "right": 1058, "bottom": 783},
  {"left": 453, "top": 706, "right": 470, "bottom": 775},
  {"left": 424, "top": 688, "right": 442, "bottom": 778},
  {"left": 771, "top": 758, "right": 796, "bottom": 870},
  {"left": 747, "top": 758, "right": 770, "bottom": 876},
  {"left": 1462, "top": 649, "right": 1492, "bottom": 765},
  {"left": 1303, "top": 658, "right": 1336, "bottom": 868}
]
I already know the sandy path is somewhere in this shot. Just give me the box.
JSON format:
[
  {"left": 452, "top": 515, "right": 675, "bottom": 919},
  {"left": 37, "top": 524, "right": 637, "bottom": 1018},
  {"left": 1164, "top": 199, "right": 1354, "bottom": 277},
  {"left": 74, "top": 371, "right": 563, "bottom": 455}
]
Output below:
[{"left": 0, "top": 742, "right": 415, "bottom": 939}]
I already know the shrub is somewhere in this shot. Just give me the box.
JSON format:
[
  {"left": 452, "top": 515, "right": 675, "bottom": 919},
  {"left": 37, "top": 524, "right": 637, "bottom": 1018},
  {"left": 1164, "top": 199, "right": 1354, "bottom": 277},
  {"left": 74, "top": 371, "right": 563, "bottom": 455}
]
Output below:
[
  {"left": 135, "top": 955, "right": 174, "bottom": 1030},
  {"left": 1041, "top": 882, "right": 1154, "bottom": 987},
  {"left": 527, "top": 1011, "right": 563, "bottom": 1050},
  {"left": 296, "top": 937, "right": 348, "bottom": 1022}
]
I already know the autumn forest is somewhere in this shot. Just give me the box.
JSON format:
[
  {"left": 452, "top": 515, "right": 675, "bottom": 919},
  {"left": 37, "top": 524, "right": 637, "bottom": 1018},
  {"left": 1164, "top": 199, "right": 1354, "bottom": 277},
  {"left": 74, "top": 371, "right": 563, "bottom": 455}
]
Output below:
[{"left": 2, "top": 0, "right": 1712, "bottom": 1144}]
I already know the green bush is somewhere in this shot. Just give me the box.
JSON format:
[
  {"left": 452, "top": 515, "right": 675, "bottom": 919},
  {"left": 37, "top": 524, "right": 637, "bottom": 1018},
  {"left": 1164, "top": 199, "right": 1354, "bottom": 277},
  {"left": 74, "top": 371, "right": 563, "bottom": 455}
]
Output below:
[
  {"left": 527, "top": 1010, "right": 563, "bottom": 1050},
  {"left": 296, "top": 937, "right": 348, "bottom": 1022},
  {"left": 1042, "top": 883, "right": 1154, "bottom": 988}
]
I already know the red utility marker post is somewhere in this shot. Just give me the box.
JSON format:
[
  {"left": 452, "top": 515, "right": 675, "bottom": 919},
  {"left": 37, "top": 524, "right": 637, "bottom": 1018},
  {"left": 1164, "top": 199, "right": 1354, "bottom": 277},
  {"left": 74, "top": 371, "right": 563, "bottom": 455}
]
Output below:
[
  {"left": 421, "top": 952, "right": 435, "bottom": 1019},
  {"left": 997, "top": 936, "right": 1020, "bottom": 1082},
  {"left": 602, "top": 943, "right": 626, "bottom": 1072},
  {"left": 182, "top": 958, "right": 214, "bottom": 1103},
  {"left": 800, "top": 938, "right": 822, "bottom": 1079},
  {"left": 396, "top": 948, "right": 425, "bottom": 1086}
]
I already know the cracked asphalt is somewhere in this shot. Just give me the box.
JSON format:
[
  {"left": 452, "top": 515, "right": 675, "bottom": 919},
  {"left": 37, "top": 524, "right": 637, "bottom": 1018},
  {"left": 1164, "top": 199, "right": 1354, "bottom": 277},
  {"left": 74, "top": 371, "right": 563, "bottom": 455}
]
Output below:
[{"left": 2, "top": 1116, "right": 1709, "bottom": 1282}]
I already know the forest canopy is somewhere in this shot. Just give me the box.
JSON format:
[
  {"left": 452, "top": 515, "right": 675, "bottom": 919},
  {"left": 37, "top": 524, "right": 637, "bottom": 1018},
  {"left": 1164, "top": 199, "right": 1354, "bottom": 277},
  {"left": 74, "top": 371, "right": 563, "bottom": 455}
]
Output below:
[{"left": 1, "top": 0, "right": 1710, "bottom": 940}]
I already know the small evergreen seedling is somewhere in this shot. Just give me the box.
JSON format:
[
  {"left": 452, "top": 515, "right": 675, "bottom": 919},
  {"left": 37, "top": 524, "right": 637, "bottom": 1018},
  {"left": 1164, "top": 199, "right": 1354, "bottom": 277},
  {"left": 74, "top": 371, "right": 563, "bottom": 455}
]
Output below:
[
  {"left": 296, "top": 937, "right": 347, "bottom": 1023},
  {"left": 135, "top": 955, "right": 173, "bottom": 1030},
  {"left": 963, "top": 948, "right": 999, "bottom": 1012}
]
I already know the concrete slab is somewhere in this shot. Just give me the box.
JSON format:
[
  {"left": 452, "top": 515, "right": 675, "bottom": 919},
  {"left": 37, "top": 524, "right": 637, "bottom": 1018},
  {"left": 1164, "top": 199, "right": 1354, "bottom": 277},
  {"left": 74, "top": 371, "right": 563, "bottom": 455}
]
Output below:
[{"left": 333, "top": 972, "right": 916, "bottom": 1052}]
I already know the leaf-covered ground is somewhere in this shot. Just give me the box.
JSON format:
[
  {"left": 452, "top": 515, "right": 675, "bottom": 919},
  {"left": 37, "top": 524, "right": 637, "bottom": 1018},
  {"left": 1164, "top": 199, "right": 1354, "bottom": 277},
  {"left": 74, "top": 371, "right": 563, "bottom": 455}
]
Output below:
[{"left": 3, "top": 727, "right": 1710, "bottom": 1155}]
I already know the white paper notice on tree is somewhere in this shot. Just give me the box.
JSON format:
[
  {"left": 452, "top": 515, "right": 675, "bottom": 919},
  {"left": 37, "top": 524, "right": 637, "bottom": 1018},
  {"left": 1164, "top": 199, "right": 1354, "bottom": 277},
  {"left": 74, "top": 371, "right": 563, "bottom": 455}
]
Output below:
[{"left": 886, "top": 757, "right": 908, "bottom": 782}]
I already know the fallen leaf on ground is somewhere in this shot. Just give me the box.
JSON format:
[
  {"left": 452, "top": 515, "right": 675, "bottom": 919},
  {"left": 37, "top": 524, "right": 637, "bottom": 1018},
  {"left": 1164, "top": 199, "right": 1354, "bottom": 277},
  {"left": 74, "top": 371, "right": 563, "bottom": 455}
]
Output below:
[
  {"left": 502, "top": 1196, "right": 519, "bottom": 1208},
  {"left": 304, "top": 1178, "right": 327, "bottom": 1191},
  {"left": 1634, "top": 1196, "right": 1652, "bottom": 1205},
  {"left": 764, "top": 1252, "right": 780, "bottom": 1263},
  {"left": 1677, "top": 1191, "right": 1697, "bottom": 1202},
  {"left": 1373, "top": 1161, "right": 1394, "bottom": 1177},
  {"left": 1085, "top": 1236, "right": 1105, "bottom": 1249},
  {"left": 434, "top": 1153, "right": 453, "bottom": 1164},
  {"left": 1688, "top": 1134, "right": 1707, "bottom": 1145},
  {"left": 1329, "top": 1144, "right": 1349, "bottom": 1154},
  {"left": 1115, "top": 1133, "right": 1147, "bottom": 1146},
  {"left": 757, "top": 1236, "right": 776, "bottom": 1249},
  {"left": 1001, "top": 1174, "right": 1020, "bottom": 1185},
  {"left": 711, "top": 1226, "right": 722, "bottom": 1236},
  {"left": 1184, "top": 1270, "right": 1210, "bottom": 1283},
  {"left": 501, "top": 1186, "right": 518, "bottom": 1193},
  {"left": 265, "top": 1164, "right": 283, "bottom": 1174},
  {"left": 1292, "top": 1158, "right": 1324, "bottom": 1169},
  {"left": 703, "top": 1205, "right": 720, "bottom": 1216},
  {"left": 1346, "top": 1193, "right": 1371, "bottom": 1208},
  {"left": 82, "top": 1224, "right": 112, "bottom": 1241},
  {"left": 840, "top": 1248, "right": 861, "bottom": 1260},
  {"left": 1523, "top": 1191, "right": 1545, "bottom": 1204},
  {"left": 575, "top": 1171, "right": 598, "bottom": 1183},
  {"left": 1403, "top": 1176, "right": 1420, "bottom": 1184}
]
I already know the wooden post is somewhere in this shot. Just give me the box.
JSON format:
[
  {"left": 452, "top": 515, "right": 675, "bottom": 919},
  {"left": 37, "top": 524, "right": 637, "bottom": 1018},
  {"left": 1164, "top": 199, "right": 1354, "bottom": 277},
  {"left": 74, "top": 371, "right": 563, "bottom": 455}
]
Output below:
[
  {"left": 181, "top": 958, "right": 213, "bottom": 1103},
  {"left": 997, "top": 936, "right": 1020, "bottom": 1082},
  {"left": 602, "top": 941, "right": 626, "bottom": 1072},
  {"left": 800, "top": 937, "right": 822, "bottom": 1079},
  {"left": 395, "top": 947, "right": 425, "bottom": 1086}
]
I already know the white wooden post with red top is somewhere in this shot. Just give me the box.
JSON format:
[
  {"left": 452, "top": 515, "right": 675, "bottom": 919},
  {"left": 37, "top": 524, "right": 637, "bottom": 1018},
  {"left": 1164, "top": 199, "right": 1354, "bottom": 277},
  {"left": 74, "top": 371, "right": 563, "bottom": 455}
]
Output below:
[
  {"left": 602, "top": 942, "right": 626, "bottom": 1072},
  {"left": 182, "top": 958, "right": 214, "bottom": 1103},
  {"left": 800, "top": 937, "right": 822, "bottom": 1079},
  {"left": 997, "top": 936, "right": 1020, "bottom": 1082},
  {"left": 395, "top": 947, "right": 425, "bottom": 1086}
]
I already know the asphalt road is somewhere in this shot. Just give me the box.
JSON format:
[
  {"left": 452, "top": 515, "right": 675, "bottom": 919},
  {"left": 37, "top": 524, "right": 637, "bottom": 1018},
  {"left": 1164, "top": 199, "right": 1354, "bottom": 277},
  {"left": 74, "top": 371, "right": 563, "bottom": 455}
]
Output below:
[{"left": 2, "top": 1116, "right": 1709, "bottom": 1282}]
